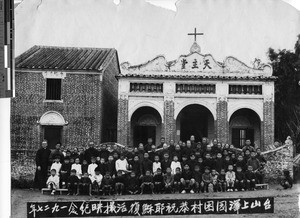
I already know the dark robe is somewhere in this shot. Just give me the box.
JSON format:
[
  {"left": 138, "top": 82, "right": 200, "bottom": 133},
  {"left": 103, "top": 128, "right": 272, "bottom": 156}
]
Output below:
[{"left": 34, "top": 147, "right": 51, "bottom": 189}]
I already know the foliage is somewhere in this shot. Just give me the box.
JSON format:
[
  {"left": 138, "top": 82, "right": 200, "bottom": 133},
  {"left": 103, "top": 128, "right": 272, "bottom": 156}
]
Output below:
[{"left": 268, "top": 35, "right": 300, "bottom": 152}]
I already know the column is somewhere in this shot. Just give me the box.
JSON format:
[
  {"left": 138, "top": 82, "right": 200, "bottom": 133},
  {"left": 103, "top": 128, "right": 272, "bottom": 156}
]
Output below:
[
  {"left": 163, "top": 82, "right": 176, "bottom": 143},
  {"left": 263, "top": 97, "right": 275, "bottom": 151},
  {"left": 216, "top": 96, "right": 229, "bottom": 143},
  {"left": 117, "top": 94, "right": 129, "bottom": 145}
]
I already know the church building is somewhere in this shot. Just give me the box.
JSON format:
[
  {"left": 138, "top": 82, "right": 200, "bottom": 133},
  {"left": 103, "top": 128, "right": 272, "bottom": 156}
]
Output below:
[
  {"left": 117, "top": 32, "right": 275, "bottom": 150},
  {"left": 11, "top": 45, "right": 120, "bottom": 150}
]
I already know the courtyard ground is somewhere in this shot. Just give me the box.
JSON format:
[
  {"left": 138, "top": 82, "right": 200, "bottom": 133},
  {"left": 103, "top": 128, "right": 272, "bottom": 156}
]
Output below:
[{"left": 12, "top": 184, "right": 300, "bottom": 218}]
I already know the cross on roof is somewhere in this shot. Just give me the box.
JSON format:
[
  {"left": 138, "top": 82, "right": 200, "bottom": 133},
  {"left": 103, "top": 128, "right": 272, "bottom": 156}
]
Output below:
[{"left": 187, "top": 28, "right": 204, "bottom": 42}]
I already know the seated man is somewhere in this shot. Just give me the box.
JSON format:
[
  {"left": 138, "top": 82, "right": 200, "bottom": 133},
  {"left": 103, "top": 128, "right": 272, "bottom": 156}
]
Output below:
[
  {"left": 201, "top": 167, "right": 212, "bottom": 193},
  {"left": 101, "top": 171, "right": 114, "bottom": 195},
  {"left": 180, "top": 164, "right": 196, "bottom": 194},
  {"left": 115, "top": 170, "right": 126, "bottom": 195},
  {"left": 163, "top": 167, "right": 174, "bottom": 193},
  {"left": 67, "top": 169, "right": 79, "bottom": 195},
  {"left": 245, "top": 165, "right": 257, "bottom": 191},
  {"left": 153, "top": 168, "right": 164, "bottom": 194},
  {"left": 127, "top": 171, "right": 140, "bottom": 194}
]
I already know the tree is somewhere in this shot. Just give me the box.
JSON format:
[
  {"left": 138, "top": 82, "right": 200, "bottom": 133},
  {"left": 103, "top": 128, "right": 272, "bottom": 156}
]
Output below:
[{"left": 268, "top": 35, "right": 300, "bottom": 152}]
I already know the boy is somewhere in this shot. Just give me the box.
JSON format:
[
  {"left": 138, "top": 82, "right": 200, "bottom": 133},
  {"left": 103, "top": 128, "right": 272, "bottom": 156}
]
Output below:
[
  {"left": 88, "top": 157, "right": 98, "bottom": 178},
  {"left": 81, "top": 159, "right": 89, "bottom": 175},
  {"left": 46, "top": 169, "right": 60, "bottom": 195},
  {"left": 153, "top": 168, "right": 164, "bottom": 194},
  {"left": 236, "top": 155, "right": 247, "bottom": 172},
  {"left": 163, "top": 167, "right": 174, "bottom": 193},
  {"left": 203, "top": 153, "right": 215, "bottom": 170},
  {"left": 280, "top": 169, "right": 293, "bottom": 189},
  {"left": 180, "top": 164, "right": 195, "bottom": 193},
  {"left": 217, "top": 169, "right": 226, "bottom": 192},
  {"left": 80, "top": 172, "right": 92, "bottom": 196},
  {"left": 115, "top": 170, "right": 126, "bottom": 195},
  {"left": 226, "top": 165, "right": 235, "bottom": 191},
  {"left": 98, "top": 157, "right": 107, "bottom": 176},
  {"left": 71, "top": 157, "right": 82, "bottom": 179},
  {"left": 106, "top": 155, "right": 116, "bottom": 177},
  {"left": 102, "top": 171, "right": 114, "bottom": 195},
  {"left": 215, "top": 153, "right": 223, "bottom": 173},
  {"left": 161, "top": 153, "right": 171, "bottom": 174},
  {"left": 127, "top": 171, "right": 140, "bottom": 194},
  {"left": 148, "top": 144, "right": 158, "bottom": 162},
  {"left": 201, "top": 167, "right": 212, "bottom": 193},
  {"left": 235, "top": 166, "right": 245, "bottom": 191},
  {"left": 211, "top": 169, "right": 219, "bottom": 192},
  {"left": 187, "top": 153, "right": 198, "bottom": 172},
  {"left": 60, "top": 157, "right": 71, "bottom": 188},
  {"left": 152, "top": 155, "right": 161, "bottom": 174},
  {"left": 140, "top": 170, "right": 154, "bottom": 194},
  {"left": 67, "top": 169, "right": 79, "bottom": 195},
  {"left": 90, "top": 167, "right": 103, "bottom": 195},
  {"left": 130, "top": 155, "right": 142, "bottom": 177},
  {"left": 141, "top": 153, "right": 153, "bottom": 175},
  {"left": 245, "top": 165, "right": 256, "bottom": 191},
  {"left": 170, "top": 155, "right": 182, "bottom": 175},
  {"left": 193, "top": 165, "right": 202, "bottom": 193},
  {"left": 50, "top": 156, "right": 62, "bottom": 176},
  {"left": 115, "top": 153, "right": 129, "bottom": 174},
  {"left": 247, "top": 151, "right": 262, "bottom": 183}
]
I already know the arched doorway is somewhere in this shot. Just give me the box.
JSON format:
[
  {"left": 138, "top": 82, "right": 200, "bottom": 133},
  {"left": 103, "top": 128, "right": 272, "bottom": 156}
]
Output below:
[
  {"left": 176, "top": 104, "right": 214, "bottom": 142},
  {"left": 39, "top": 111, "right": 68, "bottom": 150},
  {"left": 130, "top": 107, "right": 162, "bottom": 147},
  {"left": 229, "top": 108, "right": 261, "bottom": 148}
]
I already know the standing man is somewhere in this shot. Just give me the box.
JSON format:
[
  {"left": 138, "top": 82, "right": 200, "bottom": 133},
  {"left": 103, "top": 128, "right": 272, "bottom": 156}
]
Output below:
[
  {"left": 34, "top": 140, "right": 51, "bottom": 190},
  {"left": 84, "top": 141, "right": 99, "bottom": 164}
]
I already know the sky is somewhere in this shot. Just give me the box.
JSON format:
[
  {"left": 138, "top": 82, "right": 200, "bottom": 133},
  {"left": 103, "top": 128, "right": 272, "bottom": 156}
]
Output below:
[{"left": 14, "top": 0, "right": 300, "bottom": 66}]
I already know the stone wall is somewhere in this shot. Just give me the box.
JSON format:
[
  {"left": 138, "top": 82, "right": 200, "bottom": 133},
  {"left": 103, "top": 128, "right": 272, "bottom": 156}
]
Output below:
[{"left": 263, "top": 144, "right": 294, "bottom": 183}]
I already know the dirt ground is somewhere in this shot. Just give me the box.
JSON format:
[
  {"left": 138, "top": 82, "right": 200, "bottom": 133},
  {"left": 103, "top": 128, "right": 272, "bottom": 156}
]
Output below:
[{"left": 11, "top": 184, "right": 300, "bottom": 218}]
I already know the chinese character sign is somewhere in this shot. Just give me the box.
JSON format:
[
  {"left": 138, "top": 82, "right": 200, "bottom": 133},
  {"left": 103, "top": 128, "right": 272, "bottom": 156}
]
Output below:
[{"left": 27, "top": 197, "right": 274, "bottom": 217}]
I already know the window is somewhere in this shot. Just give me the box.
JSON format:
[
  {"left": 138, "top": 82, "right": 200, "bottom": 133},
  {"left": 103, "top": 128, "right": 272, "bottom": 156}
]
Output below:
[
  {"left": 176, "top": 84, "right": 216, "bottom": 93},
  {"left": 232, "top": 128, "right": 254, "bottom": 148},
  {"left": 46, "top": 79, "right": 62, "bottom": 100},
  {"left": 229, "top": 85, "right": 262, "bottom": 95}
]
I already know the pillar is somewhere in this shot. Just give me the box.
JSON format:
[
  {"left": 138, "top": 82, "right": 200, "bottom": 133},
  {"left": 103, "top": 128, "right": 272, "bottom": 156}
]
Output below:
[
  {"left": 117, "top": 94, "right": 129, "bottom": 145},
  {"left": 216, "top": 96, "right": 229, "bottom": 143},
  {"left": 263, "top": 98, "right": 275, "bottom": 151},
  {"left": 163, "top": 82, "right": 176, "bottom": 142}
]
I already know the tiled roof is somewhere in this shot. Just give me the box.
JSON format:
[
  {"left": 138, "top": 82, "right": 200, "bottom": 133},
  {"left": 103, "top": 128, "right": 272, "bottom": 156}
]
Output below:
[
  {"left": 15, "top": 45, "right": 118, "bottom": 72},
  {"left": 117, "top": 73, "right": 277, "bottom": 81}
]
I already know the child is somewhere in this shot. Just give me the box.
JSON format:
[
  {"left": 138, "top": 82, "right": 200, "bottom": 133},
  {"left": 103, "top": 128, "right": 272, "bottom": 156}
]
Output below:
[
  {"left": 226, "top": 165, "right": 235, "bottom": 191},
  {"left": 161, "top": 153, "right": 171, "bottom": 174},
  {"left": 173, "top": 167, "right": 182, "bottom": 193},
  {"left": 90, "top": 167, "right": 103, "bottom": 194},
  {"left": 130, "top": 155, "right": 142, "bottom": 177},
  {"left": 115, "top": 170, "right": 126, "bottom": 195},
  {"left": 46, "top": 169, "right": 60, "bottom": 195},
  {"left": 193, "top": 165, "right": 202, "bottom": 193},
  {"left": 245, "top": 165, "right": 256, "bottom": 191},
  {"left": 203, "top": 153, "right": 215, "bottom": 170},
  {"left": 280, "top": 169, "right": 293, "bottom": 189},
  {"left": 81, "top": 159, "right": 89, "bottom": 175},
  {"left": 88, "top": 157, "right": 98, "bottom": 178},
  {"left": 106, "top": 155, "right": 116, "bottom": 177},
  {"left": 101, "top": 171, "right": 114, "bottom": 195},
  {"left": 60, "top": 157, "right": 71, "bottom": 188},
  {"left": 211, "top": 169, "right": 219, "bottom": 192},
  {"left": 152, "top": 155, "right": 161, "bottom": 174},
  {"left": 50, "top": 156, "right": 62, "bottom": 176},
  {"left": 98, "top": 157, "right": 107, "bottom": 176},
  {"left": 170, "top": 155, "right": 182, "bottom": 175},
  {"left": 236, "top": 155, "right": 247, "bottom": 172},
  {"left": 67, "top": 169, "right": 79, "bottom": 195},
  {"left": 71, "top": 157, "right": 82, "bottom": 179},
  {"left": 215, "top": 153, "right": 223, "bottom": 173},
  {"left": 163, "top": 167, "right": 174, "bottom": 193},
  {"left": 115, "top": 153, "right": 129, "bottom": 174},
  {"left": 201, "top": 167, "right": 212, "bottom": 193},
  {"left": 217, "top": 169, "right": 227, "bottom": 192},
  {"left": 140, "top": 170, "right": 154, "bottom": 194},
  {"left": 153, "top": 168, "right": 164, "bottom": 194},
  {"left": 80, "top": 172, "right": 92, "bottom": 196},
  {"left": 127, "top": 171, "right": 140, "bottom": 194},
  {"left": 223, "top": 156, "right": 233, "bottom": 172},
  {"left": 235, "top": 166, "right": 245, "bottom": 191},
  {"left": 141, "top": 153, "right": 153, "bottom": 175},
  {"left": 188, "top": 153, "right": 198, "bottom": 171},
  {"left": 180, "top": 164, "right": 195, "bottom": 193}
]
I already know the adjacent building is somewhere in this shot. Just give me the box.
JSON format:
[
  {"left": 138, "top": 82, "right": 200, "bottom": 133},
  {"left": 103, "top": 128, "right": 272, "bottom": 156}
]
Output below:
[{"left": 12, "top": 45, "right": 120, "bottom": 150}]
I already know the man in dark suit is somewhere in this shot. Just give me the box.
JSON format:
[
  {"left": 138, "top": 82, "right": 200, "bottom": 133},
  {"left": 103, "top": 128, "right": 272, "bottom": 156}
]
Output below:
[{"left": 34, "top": 140, "right": 51, "bottom": 189}]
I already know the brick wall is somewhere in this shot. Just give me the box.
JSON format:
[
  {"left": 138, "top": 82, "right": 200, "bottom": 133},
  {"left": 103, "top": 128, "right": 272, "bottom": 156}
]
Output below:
[
  {"left": 11, "top": 71, "right": 103, "bottom": 151},
  {"left": 263, "top": 100, "right": 275, "bottom": 151},
  {"left": 101, "top": 55, "right": 119, "bottom": 142},
  {"left": 216, "top": 99, "right": 229, "bottom": 143},
  {"left": 264, "top": 144, "right": 293, "bottom": 182}
]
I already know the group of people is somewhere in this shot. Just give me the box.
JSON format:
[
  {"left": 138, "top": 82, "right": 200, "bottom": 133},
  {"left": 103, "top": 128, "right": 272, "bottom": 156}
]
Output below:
[{"left": 35, "top": 136, "right": 280, "bottom": 195}]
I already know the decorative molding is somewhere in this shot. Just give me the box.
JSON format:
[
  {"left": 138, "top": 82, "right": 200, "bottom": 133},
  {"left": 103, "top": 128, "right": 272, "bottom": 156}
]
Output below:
[
  {"left": 38, "top": 111, "right": 68, "bottom": 126},
  {"left": 119, "top": 94, "right": 129, "bottom": 100},
  {"left": 42, "top": 71, "right": 66, "bottom": 79},
  {"left": 227, "top": 100, "right": 263, "bottom": 121},
  {"left": 128, "top": 100, "right": 164, "bottom": 121}
]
